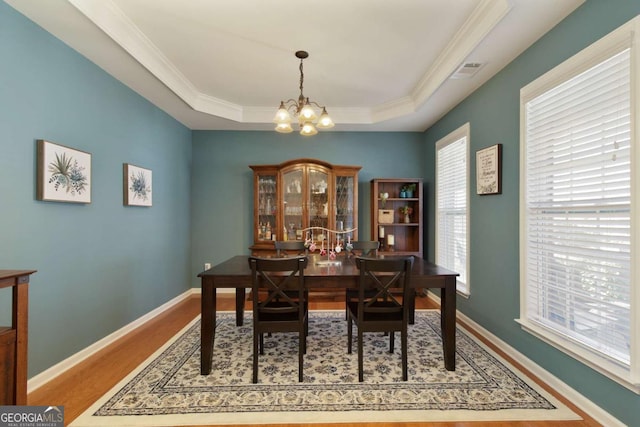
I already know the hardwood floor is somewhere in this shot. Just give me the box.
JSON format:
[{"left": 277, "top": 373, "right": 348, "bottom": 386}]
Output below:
[{"left": 28, "top": 292, "right": 602, "bottom": 427}]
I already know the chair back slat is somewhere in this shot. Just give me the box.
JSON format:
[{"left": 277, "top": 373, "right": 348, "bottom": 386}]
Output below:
[
  {"left": 274, "top": 241, "right": 307, "bottom": 257},
  {"left": 355, "top": 256, "right": 413, "bottom": 317},
  {"left": 350, "top": 241, "right": 379, "bottom": 257},
  {"left": 249, "top": 256, "right": 308, "bottom": 319}
]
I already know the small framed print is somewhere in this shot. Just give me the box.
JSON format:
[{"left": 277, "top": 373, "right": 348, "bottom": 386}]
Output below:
[
  {"left": 37, "top": 139, "right": 91, "bottom": 203},
  {"left": 476, "top": 144, "right": 502, "bottom": 195},
  {"left": 123, "top": 163, "right": 152, "bottom": 206}
]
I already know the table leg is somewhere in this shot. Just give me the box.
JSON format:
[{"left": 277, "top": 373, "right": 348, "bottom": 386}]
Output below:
[
  {"left": 235, "top": 288, "right": 245, "bottom": 326},
  {"left": 14, "top": 282, "right": 28, "bottom": 405},
  {"left": 441, "top": 277, "right": 456, "bottom": 371},
  {"left": 200, "top": 279, "right": 216, "bottom": 375}
]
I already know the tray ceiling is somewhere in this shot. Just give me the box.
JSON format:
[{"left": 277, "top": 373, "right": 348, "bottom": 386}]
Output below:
[{"left": 6, "top": 0, "right": 584, "bottom": 131}]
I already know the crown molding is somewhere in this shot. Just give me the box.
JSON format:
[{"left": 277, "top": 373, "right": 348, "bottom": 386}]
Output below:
[
  {"left": 411, "top": 0, "right": 511, "bottom": 107},
  {"left": 66, "top": 0, "right": 510, "bottom": 126}
]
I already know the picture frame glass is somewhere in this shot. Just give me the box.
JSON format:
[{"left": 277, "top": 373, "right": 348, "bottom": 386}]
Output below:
[
  {"left": 124, "top": 163, "right": 152, "bottom": 206},
  {"left": 476, "top": 144, "right": 502, "bottom": 195},
  {"left": 37, "top": 140, "right": 91, "bottom": 203}
]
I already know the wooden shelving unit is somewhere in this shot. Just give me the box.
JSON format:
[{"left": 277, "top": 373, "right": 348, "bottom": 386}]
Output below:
[
  {"left": 0, "top": 270, "right": 36, "bottom": 405},
  {"left": 370, "top": 178, "right": 423, "bottom": 257}
]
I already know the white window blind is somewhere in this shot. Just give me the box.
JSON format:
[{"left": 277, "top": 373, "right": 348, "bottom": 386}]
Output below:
[
  {"left": 436, "top": 125, "right": 469, "bottom": 294},
  {"left": 522, "top": 47, "right": 632, "bottom": 373}
]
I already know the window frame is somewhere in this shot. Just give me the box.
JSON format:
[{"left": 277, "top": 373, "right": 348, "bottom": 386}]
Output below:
[
  {"left": 518, "top": 16, "right": 640, "bottom": 393},
  {"left": 435, "top": 122, "right": 470, "bottom": 296}
]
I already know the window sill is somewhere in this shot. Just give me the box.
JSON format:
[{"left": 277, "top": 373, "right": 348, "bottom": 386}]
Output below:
[{"left": 515, "top": 318, "right": 639, "bottom": 395}]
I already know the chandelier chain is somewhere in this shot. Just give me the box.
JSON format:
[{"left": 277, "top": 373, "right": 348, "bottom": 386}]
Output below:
[{"left": 299, "top": 59, "right": 305, "bottom": 102}]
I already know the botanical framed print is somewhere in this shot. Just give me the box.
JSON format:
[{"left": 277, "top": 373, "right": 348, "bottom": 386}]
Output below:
[
  {"left": 476, "top": 144, "right": 502, "bottom": 195},
  {"left": 123, "top": 163, "right": 152, "bottom": 206},
  {"left": 37, "top": 139, "right": 91, "bottom": 203}
]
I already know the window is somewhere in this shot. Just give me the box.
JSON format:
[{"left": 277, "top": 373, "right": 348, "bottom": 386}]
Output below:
[
  {"left": 519, "top": 17, "right": 639, "bottom": 392},
  {"left": 436, "top": 123, "right": 470, "bottom": 295}
]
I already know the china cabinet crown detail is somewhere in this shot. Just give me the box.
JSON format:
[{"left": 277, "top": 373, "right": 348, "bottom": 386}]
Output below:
[
  {"left": 371, "top": 178, "right": 423, "bottom": 257},
  {"left": 250, "top": 159, "right": 360, "bottom": 255}
]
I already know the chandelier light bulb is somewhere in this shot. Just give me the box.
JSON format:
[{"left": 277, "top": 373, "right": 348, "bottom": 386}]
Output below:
[
  {"left": 300, "top": 121, "right": 318, "bottom": 136},
  {"left": 316, "top": 107, "right": 334, "bottom": 129},
  {"left": 273, "top": 102, "right": 292, "bottom": 124},
  {"left": 275, "top": 122, "right": 293, "bottom": 133},
  {"left": 299, "top": 100, "right": 317, "bottom": 122}
]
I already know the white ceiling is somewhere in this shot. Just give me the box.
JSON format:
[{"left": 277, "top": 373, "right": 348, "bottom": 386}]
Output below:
[{"left": 6, "top": 0, "right": 584, "bottom": 132}]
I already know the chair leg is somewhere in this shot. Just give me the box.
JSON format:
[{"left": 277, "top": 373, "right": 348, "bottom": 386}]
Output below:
[
  {"left": 347, "top": 314, "right": 353, "bottom": 354},
  {"left": 401, "top": 325, "right": 408, "bottom": 381},
  {"left": 345, "top": 293, "right": 348, "bottom": 320},
  {"left": 389, "top": 331, "right": 395, "bottom": 353},
  {"left": 302, "top": 318, "right": 307, "bottom": 355},
  {"left": 259, "top": 333, "right": 265, "bottom": 355},
  {"left": 305, "top": 313, "right": 309, "bottom": 338},
  {"left": 253, "top": 328, "right": 259, "bottom": 384},
  {"left": 358, "top": 328, "right": 364, "bottom": 382},
  {"left": 298, "top": 330, "right": 304, "bottom": 382}
]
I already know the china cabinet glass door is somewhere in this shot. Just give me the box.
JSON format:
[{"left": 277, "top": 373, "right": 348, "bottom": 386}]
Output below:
[
  {"left": 335, "top": 174, "right": 355, "bottom": 234},
  {"left": 308, "top": 167, "right": 329, "bottom": 231},
  {"left": 256, "top": 174, "right": 277, "bottom": 241},
  {"left": 283, "top": 168, "right": 304, "bottom": 241}
]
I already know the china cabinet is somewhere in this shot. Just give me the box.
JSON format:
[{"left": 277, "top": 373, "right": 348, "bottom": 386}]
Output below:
[
  {"left": 250, "top": 159, "right": 360, "bottom": 255},
  {"left": 370, "top": 178, "right": 423, "bottom": 257}
]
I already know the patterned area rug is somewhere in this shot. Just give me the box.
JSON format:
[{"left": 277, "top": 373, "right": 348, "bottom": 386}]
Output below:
[{"left": 70, "top": 310, "right": 580, "bottom": 426}]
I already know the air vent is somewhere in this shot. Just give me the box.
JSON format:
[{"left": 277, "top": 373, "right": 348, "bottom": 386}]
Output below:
[{"left": 450, "top": 62, "right": 485, "bottom": 79}]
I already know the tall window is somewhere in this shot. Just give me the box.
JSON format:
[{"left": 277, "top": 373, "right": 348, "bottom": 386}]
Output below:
[
  {"left": 520, "top": 18, "right": 638, "bottom": 391},
  {"left": 436, "top": 123, "right": 469, "bottom": 295}
]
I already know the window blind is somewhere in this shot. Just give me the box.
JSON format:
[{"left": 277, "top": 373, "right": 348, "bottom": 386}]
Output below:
[
  {"left": 523, "top": 48, "right": 631, "bottom": 365},
  {"left": 436, "top": 135, "right": 468, "bottom": 293}
]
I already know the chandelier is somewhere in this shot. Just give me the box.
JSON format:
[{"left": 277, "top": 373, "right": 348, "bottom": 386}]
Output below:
[{"left": 273, "top": 50, "right": 334, "bottom": 136}]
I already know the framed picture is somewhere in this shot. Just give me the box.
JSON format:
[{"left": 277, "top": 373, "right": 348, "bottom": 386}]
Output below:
[
  {"left": 476, "top": 144, "right": 502, "bottom": 195},
  {"left": 123, "top": 163, "right": 152, "bottom": 206},
  {"left": 37, "top": 139, "right": 91, "bottom": 203}
]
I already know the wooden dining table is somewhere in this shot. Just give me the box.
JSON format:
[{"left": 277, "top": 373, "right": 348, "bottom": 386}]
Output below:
[{"left": 198, "top": 254, "right": 459, "bottom": 375}]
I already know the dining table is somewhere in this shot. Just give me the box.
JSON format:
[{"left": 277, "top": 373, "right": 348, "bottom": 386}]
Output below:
[{"left": 198, "top": 254, "right": 459, "bottom": 375}]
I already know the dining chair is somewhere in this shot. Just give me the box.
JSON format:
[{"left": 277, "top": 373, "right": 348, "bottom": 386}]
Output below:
[
  {"left": 274, "top": 240, "right": 307, "bottom": 257},
  {"left": 248, "top": 256, "right": 309, "bottom": 383},
  {"left": 347, "top": 256, "right": 414, "bottom": 382},
  {"left": 344, "top": 241, "right": 380, "bottom": 319},
  {"left": 273, "top": 240, "right": 309, "bottom": 315}
]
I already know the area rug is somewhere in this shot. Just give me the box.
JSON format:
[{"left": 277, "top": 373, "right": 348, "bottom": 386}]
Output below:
[{"left": 70, "top": 310, "right": 580, "bottom": 426}]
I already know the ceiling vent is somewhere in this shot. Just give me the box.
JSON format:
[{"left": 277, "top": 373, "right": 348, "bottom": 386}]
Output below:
[{"left": 450, "top": 62, "right": 485, "bottom": 79}]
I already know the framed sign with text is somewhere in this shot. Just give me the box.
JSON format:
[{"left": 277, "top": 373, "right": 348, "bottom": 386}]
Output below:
[{"left": 476, "top": 144, "right": 502, "bottom": 195}]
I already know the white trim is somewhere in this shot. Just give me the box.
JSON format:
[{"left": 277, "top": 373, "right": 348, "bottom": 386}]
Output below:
[
  {"left": 425, "top": 291, "right": 625, "bottom": 427},
  {"left": 435, "top": 122, "right": 470, "bottom": 295},
  {"left": 63, "top": 0, "right": 512, "bottom": 126},
  {"left": 27, "top": 288, "right": 200, "bottom": 392},
  {"left": 515, "top": 317, "right": 640, "bottom": 394}
]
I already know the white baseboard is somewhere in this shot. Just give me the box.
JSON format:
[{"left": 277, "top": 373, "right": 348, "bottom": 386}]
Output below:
[
  {"left": 425, "top": 290, "right": 624, "bottom": 427},
  {"left": 27, "top": 288, "right": 200, "bottom": 393}
]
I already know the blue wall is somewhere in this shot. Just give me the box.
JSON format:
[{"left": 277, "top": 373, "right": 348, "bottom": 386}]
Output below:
[
  {"left": 2, "top": 0, "right": 638, "bottom": 424},
  {"left": 0, "top": 3, "right": 192, "bottom": 376},
  {"left": 190, "top": 131, "right": 426, "bottom": 287},
  {"left": 423, "top": 1, "right": 640, "bottom": 425}
]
